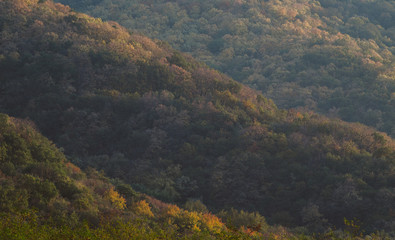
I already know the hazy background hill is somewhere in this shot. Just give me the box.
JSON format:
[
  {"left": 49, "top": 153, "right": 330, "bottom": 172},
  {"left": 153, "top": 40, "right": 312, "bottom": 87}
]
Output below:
[
  {"left": 58, "top": 0, "right": 395, "bottom": 137},
  {"left": 1, "top": 0, "right": 395, "bottom": 235}
]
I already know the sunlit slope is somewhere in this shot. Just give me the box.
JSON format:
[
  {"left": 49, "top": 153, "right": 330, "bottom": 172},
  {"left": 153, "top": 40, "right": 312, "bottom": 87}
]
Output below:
[
  {"left": 1, "top": 0, "right": 395, "bottom": 233},
  {"left": 0, "top": 113, "right": 284, "bottom": 239},
  {"left": 59, "top": 0, "right": 395, "bottom": 136}
]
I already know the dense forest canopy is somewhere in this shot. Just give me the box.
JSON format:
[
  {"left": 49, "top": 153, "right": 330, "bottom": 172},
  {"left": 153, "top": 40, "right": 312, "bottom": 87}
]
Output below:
[
  {"left": 58, "top": 0, "right": 395, "bottom": 137},
  {"left": 0, "top": 113, "right": 285, "bottom": 239},
  {"left": 1, "top": 0, "right": 395, "bottom": 237}
]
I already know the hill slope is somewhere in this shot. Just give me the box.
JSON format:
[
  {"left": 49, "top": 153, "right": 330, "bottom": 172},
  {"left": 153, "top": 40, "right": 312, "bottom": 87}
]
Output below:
[
  {"left": 57, "top": 0, "right": 395, "bottom": 136},
  {"left": 0, "top": 112, "right": 284, "bottom": 239},
  {"left": 1, "top": 0, "right": 395, "bottom": 234}
]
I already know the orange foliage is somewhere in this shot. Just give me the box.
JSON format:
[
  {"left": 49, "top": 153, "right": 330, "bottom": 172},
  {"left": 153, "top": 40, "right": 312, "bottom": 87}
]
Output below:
[
  {"left": 65, "top": 162, "right": 81, "bottom": 175},
  {"left": 165, "top": 204, "right": 181, "bottom": 217},
  {"left": 200, "top": 213, "right": 225, "bottom": 234},
  {"left": 240, "top": 226, "right": 261, "bottom": 237}
]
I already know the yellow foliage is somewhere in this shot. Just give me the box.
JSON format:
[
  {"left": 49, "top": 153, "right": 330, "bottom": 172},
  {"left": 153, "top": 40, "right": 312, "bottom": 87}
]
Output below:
[
  {"left": 262, "top": 226, "right": 293, "bottom": 240},
  {"left": 200, "top": 213, "right": 225, "bottom": 234},
  {"left": 165, "top": 204, "right": 181, "bottom": 217},
  {"left": 133, "top": 200, "right": 154, "bottom": 217},
  {"left": 104, "top": 187, "right": 126, "bottom": 210},
  {"left": 165, "top": 207, "right": 203, "bottom": 232},
  {"left": 176, "top": 210, "right": 201, "bottom": 232},
  {"left": 243, "top": 100, "right": 256, "bottom": 111}
]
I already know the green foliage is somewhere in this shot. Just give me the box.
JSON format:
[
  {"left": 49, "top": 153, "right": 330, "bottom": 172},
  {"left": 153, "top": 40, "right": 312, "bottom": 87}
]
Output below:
[
  {"left": 218, "top": 208, "right": 268, "bottom": 232},
  {"left": 184, "top": 199, "right": 208, "bottom": 214},
  {"left": 167, "top": 51, "right": 193, "bottom": 71},
  {"left": 0, "top": 113, "right": 266, "bottom": 238},
  {"left": 57, "top": 0, "right": 395, "bottom": 137},
  {"left": 0, "top": 180, "right": 28, "bottom": 212},
  {"left": 2, "top": 0, "right": 395, "bottom": 236},
  {"left": 0, "top": 113, "right": 126, "bottom": 226},
  {"left": 113, "top": 181, "right": 138, "bottom": 199},
  {"left": 20, "top": 174, "right": 58, "bottom": 207}
]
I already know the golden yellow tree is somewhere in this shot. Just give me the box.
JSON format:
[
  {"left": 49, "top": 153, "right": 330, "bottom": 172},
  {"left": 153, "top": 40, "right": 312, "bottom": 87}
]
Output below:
[{"left": 104, "top": 187, "right": 126, "bottom": 210}]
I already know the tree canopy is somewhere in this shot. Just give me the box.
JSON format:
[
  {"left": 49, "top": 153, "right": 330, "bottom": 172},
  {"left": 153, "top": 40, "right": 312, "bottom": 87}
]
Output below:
[
  {"left": 58, "top": 0, "right": 395, "bottom": 136},
  {"left": 1, "top": 0, "right": 395, "bottom": 236}
]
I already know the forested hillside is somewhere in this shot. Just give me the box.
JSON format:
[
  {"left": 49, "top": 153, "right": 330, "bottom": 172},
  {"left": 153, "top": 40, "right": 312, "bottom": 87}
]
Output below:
[
  {"left": 58, "top": 0, "right": 395, "bottom": 136},
  {"left": 0, "top": 113, "right": 285, "bottom": 239},
  {"left": 1, "top": 0, "right": 395, "bottom": 236}
]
